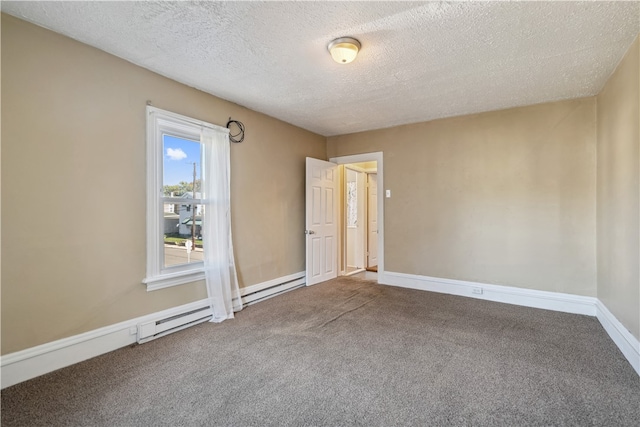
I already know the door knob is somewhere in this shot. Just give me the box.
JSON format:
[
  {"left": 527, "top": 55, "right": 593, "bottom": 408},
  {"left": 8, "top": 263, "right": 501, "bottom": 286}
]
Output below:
[{"left": 305, "top": 230, "right": 315, "bottom": 234}]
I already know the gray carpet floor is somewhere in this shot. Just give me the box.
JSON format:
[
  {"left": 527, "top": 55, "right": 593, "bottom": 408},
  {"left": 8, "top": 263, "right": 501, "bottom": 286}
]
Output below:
[{"left": 2, "top": 275, "right": 639, "bottom": 426}]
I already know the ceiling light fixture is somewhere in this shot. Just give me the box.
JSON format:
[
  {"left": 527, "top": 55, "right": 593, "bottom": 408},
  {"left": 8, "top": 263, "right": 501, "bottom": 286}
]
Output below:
[{"left": 328, "top": 37, "right": 361, "bottom": 64}]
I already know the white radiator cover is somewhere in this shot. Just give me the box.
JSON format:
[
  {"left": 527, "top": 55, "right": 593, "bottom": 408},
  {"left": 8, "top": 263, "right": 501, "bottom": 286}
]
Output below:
[{"left": 137, "top": 305, "right": 212, "bottom": 343}]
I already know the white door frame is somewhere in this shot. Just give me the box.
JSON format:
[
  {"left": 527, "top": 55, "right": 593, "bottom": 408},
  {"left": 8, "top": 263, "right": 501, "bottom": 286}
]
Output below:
[{"left": 329, "top": 152, "right": 384, "bottom": 281}]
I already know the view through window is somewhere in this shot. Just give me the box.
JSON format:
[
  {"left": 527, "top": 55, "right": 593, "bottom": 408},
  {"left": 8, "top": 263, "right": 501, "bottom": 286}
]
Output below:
[{"left": 162, "top": 134, "right": 205, "bottom": 268}]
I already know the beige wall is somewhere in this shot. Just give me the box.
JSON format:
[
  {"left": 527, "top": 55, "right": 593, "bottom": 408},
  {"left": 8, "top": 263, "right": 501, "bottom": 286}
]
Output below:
[
  {"left": 596, "top": 36, "right": 640, "bottom": 340},
  {"left": 328, "top": 98, "right": 597, "bottom": 296},
  {"left": 1, "top": 15, "right": 326, "bottom": 354}
]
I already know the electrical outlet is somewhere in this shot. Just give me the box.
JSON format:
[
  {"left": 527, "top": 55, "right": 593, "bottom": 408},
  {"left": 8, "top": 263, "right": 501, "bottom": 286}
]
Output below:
[{"left": 472, "top": 287, "right": 483, "bottom": 295}]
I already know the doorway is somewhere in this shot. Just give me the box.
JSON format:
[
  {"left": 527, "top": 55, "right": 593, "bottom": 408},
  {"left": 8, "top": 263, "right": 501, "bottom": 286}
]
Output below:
[
  {"left": 329, "top": 152, "right": 384, "bottom": 281},
  {"left": 343, "top": 162, "right": 377, "bottom": 275},
  {"left": 366, "top": 172, "right": 378, "bottom": 272},
  {"left": 344, "top": 165, "right": 366, "bottom": 274}
]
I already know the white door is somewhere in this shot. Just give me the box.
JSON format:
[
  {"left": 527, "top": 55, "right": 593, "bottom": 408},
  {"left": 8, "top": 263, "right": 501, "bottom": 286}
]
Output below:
[
  {"left": 367, "top": 173, "right": 378, "bottom": 268},
  {"left": 306, "top": 157, "right": 338, "bottom": 286}
]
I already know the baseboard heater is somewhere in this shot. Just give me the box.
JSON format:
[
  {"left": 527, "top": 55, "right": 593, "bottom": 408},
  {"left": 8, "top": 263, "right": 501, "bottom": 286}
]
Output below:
[
  {"left": 137, "top": 304, "right": 212, "bottom": 344},
  {"left": 136, "top": 272, "right": 305, "bottom": 344},
  {"left": 239, "top": 274, "right": 306, "bottom": 306}
]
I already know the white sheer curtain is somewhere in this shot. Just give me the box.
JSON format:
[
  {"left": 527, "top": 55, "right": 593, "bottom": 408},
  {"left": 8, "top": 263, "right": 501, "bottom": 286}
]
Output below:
[{"left": 201, "top": 127, "right": 242, "bottom": 322}]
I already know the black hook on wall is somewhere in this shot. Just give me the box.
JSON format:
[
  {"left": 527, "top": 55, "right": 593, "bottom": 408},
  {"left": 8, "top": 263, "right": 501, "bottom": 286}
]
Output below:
[{"left": 226, "top": 117, "right": 245, "bottom": 143}]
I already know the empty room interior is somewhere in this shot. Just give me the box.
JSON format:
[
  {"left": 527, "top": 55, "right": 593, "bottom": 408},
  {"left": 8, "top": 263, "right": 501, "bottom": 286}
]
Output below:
[{"left": 1, "top": 2, "right": 639, "bottom": 425}]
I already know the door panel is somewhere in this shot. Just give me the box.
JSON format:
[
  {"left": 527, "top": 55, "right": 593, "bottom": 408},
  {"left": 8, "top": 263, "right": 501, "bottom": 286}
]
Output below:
[
  {"left": 325, "top": 187, "right": 334, "bottom": 222},
  {"left": 306, "top": 158, "right": 338, "bottom": 286},
  {"left": 325, "top": 236, "right": 334, "bottom": 273},
  {"left": 367, "top": 173, "right": 378, "bottom": 268},
  {"left": 311, "top": 237, "right": 321, "bottom": 278},
  {"left": 312, "top": 187, "right": 321, "bottom": 225}
]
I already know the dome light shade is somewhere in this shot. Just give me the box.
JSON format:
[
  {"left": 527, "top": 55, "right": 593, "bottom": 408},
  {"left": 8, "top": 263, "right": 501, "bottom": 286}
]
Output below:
[{"left": 328, "top": 37, "right": 361, "bottom": 64}]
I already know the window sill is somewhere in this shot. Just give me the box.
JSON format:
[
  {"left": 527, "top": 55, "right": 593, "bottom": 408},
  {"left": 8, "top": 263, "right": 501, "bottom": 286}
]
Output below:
[{"left": 143, "top": 269, "right": 206, "bottom": 292}]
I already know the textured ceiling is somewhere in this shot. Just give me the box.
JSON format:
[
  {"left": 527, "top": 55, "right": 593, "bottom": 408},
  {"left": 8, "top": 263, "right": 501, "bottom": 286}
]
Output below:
[{"left": 3, "top": 1, "right": 639, "bottom": 136}]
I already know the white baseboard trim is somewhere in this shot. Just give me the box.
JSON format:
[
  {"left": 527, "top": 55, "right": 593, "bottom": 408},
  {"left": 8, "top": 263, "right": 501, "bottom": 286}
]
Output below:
[
  {"left": 1, "top": 298, "right": 209, "bottom": 389},
  {"left": 1, "top": 272, "right": 306, "bottom": 389},
  {"left": 379, "top": 271, "right": 597, "bottom": 316},
  {"left": 596, "top": 300, "right": 640, "bottom": 376},
  {"left": 380, "top": 271, "right": 640, "bottom": 376},
  {"left": 345, "top": 268, "right": 366, "bottom": 277}
]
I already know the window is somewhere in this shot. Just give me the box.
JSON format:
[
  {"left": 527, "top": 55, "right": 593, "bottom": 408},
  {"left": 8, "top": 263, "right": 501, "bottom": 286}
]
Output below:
[
  {"left": 143, "top": 106, "right": 226, "bottom": 291},
  {"left": 346, "top": 181, "right": 357, "bottom": 227}
]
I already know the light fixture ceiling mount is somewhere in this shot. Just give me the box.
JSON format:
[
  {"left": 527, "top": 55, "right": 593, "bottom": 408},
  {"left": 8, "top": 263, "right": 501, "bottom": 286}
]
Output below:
[{"left": 328, "top": 37, "right": 361, "bottom": 64}]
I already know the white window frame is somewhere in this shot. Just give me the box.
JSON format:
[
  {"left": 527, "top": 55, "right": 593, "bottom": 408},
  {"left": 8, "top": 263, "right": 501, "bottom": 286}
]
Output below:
[{"left": 143, "top": 106, "right": 224, "bottom": 291}]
